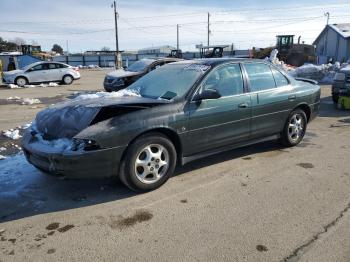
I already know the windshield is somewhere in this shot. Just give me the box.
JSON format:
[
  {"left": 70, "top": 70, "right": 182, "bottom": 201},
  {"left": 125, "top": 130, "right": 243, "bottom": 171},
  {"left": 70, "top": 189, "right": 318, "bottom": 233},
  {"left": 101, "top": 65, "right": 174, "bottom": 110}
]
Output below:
[
  {"left": 127, "top": 59, "right": 155, "bottom": 72},
  {"left": 126, "top": 63, "right": 209, "bottom": 100}
]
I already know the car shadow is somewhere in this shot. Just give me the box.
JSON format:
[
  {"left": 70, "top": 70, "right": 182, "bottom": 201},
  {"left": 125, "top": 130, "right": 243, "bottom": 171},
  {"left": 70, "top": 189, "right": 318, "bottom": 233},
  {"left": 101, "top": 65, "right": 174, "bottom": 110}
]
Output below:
[
  {"left": 0, "top": 139, "right": 290, "bottom": 223},
  {"left": 0, "top": 155, "right": 137, "bottom": 223},
  {"left": 175, "top": 140, "right": 286, "bottom": 176}
]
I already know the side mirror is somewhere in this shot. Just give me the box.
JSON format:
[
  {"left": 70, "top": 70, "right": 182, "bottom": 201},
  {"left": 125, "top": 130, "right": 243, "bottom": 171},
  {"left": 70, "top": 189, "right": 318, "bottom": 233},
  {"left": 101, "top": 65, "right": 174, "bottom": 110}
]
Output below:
[{"left": 193, "top": 89, "right": 221, "bottom": 101}]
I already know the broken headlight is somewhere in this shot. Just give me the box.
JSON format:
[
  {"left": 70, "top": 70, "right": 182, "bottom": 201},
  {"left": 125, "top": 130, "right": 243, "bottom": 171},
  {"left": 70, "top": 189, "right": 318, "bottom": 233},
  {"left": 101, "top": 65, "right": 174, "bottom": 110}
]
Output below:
[{"left": 72, "top": 138, "right": 101, "bottom": 151}]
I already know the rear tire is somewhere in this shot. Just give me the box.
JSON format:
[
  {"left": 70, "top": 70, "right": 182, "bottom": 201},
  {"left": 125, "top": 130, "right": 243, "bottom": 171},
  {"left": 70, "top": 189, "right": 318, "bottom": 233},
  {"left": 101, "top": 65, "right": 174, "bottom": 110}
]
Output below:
[
  {"left": 62, "top": 75, "right": 73, "bottom": 85},
  {"left": 15, "top": 76, "right": 28, "bottom": 87},
  {"left": 280, "top": 109, "right": 307, "bottom": 147},
  {"left": 332, "top": 93, "right": 339, "bottom": 104},
  {"left": 119, "top": 133, "right": 177, "bottom": 192}
]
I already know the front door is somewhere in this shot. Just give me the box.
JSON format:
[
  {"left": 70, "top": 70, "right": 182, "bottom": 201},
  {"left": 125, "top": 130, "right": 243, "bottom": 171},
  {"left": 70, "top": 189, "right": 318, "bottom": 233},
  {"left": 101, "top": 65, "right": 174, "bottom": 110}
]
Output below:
[
  {"left": 26, "top": 63, "right": 49, "bottom": 83},
  {"left": 184, "top": 63, "right": 251, "bottom": 156}
]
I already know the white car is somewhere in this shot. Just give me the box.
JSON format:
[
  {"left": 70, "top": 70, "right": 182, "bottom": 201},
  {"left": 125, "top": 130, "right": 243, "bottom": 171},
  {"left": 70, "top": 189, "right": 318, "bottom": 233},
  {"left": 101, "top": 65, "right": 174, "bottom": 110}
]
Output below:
[{"left": 2, "top": 61, "right": 81, "bottom": 86}]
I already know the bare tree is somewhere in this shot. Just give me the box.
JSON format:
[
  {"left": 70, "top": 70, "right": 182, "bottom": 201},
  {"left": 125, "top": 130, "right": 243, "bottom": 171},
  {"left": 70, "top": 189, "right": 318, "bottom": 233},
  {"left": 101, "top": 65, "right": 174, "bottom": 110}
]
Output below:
[
  {"left": 101, "top": 46, "right": 111, "bottom": 52},
  {"left": 10, "top": 37, "right": 26, "bottom": 46},
  {"left": 31, "top": 40, "right": 40, "bottom": 46}
]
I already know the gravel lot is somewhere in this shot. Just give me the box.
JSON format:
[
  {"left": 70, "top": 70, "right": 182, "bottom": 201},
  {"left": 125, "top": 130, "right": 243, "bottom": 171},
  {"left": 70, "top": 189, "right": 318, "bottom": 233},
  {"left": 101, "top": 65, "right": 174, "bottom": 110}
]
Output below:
[{"left": 0, "top": 70, "right": 349, "bottom": 262}]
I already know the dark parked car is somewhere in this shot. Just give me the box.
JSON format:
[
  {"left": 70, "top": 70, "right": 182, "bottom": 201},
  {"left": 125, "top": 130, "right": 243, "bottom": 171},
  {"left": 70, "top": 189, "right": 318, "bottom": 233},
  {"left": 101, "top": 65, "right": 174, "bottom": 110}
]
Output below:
[
  {"left": 22, "top": 59, "right": 320, "bottom": 192},
  {"left": 103, "top": 58, "right": 181, "bottom": 92},
  {"left": 332, "top": 67, "right": 350, "bottom": 103}
]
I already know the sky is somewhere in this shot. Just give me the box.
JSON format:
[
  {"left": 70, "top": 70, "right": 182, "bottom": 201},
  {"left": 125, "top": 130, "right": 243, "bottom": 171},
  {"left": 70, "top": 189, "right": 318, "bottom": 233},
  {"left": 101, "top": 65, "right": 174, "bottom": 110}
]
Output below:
[{"left": 1, "top": 0, "right": 350, "bottom": 53}]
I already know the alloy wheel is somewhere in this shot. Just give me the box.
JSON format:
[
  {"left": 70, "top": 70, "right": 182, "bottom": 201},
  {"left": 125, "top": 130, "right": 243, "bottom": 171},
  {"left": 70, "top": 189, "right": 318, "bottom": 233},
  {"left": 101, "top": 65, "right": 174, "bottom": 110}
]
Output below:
[
  {"left": 288, "top": 114, "right": 304, "bottom": 142},
  {"left": 134, "top": 144, "right": 170, "bottom": 184}
]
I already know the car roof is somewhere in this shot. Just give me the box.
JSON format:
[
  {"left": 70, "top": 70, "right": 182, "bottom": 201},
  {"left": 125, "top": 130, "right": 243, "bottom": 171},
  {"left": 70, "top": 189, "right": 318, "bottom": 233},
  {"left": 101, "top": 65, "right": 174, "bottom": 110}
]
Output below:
[
  {"left": 171, "top": 58, "right": 268, "bottom": 66},
  {"left": 140, "top": 57, "right": 182, "bottom": 62}
]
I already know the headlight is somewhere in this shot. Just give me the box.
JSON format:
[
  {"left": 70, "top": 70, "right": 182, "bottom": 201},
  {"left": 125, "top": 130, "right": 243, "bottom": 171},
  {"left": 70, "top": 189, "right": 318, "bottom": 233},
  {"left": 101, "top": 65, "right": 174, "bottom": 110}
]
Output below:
[{"left": 72, "top": 138, "right": 101, "bottom": 151}]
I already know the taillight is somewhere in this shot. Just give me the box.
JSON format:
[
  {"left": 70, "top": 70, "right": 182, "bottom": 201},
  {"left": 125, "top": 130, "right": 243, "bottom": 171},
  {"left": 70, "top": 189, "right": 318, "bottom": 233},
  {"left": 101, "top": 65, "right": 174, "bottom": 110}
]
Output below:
[{"left": 73, "top": 67, "right": 79, "bottom": 72}]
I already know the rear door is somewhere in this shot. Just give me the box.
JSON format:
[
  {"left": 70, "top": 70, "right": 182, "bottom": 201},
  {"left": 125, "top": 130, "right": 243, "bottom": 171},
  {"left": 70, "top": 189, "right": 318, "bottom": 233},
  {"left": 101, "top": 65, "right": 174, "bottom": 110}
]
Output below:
[
  {"left": 243, "top": 62, "right": 293, "bottom": 138},
  {"left": 184, "top": 63, "right": 251, "bottom": 156},
  {"left": 47, "top": 63, "right": 68, "bottom": 81}
]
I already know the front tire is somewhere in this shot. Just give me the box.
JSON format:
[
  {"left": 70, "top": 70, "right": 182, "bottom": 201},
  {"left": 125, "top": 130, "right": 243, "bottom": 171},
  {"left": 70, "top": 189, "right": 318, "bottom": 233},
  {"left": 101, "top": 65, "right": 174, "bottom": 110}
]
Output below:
[
  {"left": 280, "top": 109, "right": 307, "bottom": 147},
  {"left": 119, "top": 133, "right": 177, "bottom": 192},
  {"left": 62, "top": 75, "right": 73, "bottom": 85},
  {"left": 15, "top": 76, "right": 28, "bottom": 87}
]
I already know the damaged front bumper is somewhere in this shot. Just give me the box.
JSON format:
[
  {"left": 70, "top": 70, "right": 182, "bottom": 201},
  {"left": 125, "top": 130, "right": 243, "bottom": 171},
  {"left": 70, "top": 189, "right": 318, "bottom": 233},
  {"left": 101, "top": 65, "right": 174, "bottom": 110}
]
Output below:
[{"left": 21, "top": 131, "right": 126, "bottom": 178}]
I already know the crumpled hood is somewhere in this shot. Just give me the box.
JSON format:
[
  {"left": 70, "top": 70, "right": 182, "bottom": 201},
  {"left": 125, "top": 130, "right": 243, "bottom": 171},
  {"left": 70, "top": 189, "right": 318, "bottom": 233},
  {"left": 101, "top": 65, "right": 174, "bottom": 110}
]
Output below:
[
  {"left": 106, "top": 69, "right": 140, "bottom": 79},
  {"left": 35, "top": 95, "right": 169, "bottom": 139}
]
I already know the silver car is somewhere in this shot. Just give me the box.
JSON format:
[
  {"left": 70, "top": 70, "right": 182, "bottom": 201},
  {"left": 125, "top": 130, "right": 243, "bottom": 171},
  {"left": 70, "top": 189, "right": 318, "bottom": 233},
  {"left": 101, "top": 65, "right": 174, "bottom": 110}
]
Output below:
[{"left": 2, "top": 61, "right": 81, "bottom": 86}]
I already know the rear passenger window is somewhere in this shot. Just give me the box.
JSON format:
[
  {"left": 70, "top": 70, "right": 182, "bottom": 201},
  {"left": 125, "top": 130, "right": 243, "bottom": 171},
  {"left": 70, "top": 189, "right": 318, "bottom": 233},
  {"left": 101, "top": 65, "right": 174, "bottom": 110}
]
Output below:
[
  {"left": 271, "top": 67, "right": 289, "bottom": 87},
  {"left": 48, "top": 64, "right": 57, "bottom": 69},
  {"left": 244, "top": 63, "right": 276, "bottom": 92}
]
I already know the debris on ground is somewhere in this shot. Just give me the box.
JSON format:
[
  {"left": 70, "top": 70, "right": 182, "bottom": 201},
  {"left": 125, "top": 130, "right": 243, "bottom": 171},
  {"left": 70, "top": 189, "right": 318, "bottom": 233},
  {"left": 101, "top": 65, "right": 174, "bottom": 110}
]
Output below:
[
  {"left": 6, "top": 97, "right": 41, "bottom": 105},
  {"left": 288, "top": 63, "right": 337, "bottom": 83},
  {"left": 267, "top": 49, "right": 349, "bottom": 83}
]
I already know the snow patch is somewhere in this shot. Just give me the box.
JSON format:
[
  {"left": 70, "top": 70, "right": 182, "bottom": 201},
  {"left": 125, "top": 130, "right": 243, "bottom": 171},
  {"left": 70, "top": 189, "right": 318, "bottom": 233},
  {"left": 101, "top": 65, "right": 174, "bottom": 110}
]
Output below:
[
  {"left": 74, "top": 89, "right": 140, "bottom": 101},
  {"left": 5, "top": 83, "right": 60, "bottom": 89},
  {"left": 30, "top": 123, "right": 73, "bottom": 152},
  {"left": 7, "top": 84, "right": 22, "bottom": 89},
  {"left": 21, "top": 98, "right": 41, "bottom": 105},
  {"left": 0, "top": 155, "right": 6, "bottom": 160},
  {"left": 288, "top": 63, "right": 336, "bottom": 83},
  {"left": 21, "top": 123, "right": 32, "bottom": 129},
  {"left": 39, "top": 82, "right": 59, "bottom": 87},
  {"left": 2, "top": 129, "right": 21, "bottom": 140}
]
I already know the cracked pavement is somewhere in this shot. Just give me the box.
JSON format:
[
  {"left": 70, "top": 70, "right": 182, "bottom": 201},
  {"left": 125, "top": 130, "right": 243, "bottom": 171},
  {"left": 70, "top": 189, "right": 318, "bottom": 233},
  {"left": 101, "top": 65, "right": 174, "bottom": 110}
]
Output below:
[{"left": 0, "top": 77, "right": 349, "bottom": 261}]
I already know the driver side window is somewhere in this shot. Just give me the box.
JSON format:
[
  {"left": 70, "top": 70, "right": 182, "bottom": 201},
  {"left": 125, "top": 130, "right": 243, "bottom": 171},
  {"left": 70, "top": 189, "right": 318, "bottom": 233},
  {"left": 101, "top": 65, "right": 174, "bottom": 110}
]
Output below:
[{"left": 202, "top": 64, "right": 244, "bottom": 97}]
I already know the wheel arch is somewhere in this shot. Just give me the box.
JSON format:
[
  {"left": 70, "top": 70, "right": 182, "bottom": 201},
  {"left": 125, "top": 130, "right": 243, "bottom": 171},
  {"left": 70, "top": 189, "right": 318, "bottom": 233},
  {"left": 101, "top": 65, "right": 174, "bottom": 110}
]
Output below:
[
  {"left": 62, "top": 74, "right": 74, "bottom": 82},
  {"left": 14, "top": 75, "right": 28, "bottom": 85},
  {"left": 293, "top": 103, "right": 311, "bottom": 122},
  {"left": 121, "top": 127, "right": 183, "bottom": 167}
]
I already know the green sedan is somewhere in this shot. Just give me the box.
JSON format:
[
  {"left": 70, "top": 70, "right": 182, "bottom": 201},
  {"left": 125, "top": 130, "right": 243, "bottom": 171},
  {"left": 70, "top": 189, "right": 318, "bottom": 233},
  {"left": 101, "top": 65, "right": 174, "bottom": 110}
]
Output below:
[{"left": 22, "top": 58, "right": 320, "bottom": 192}]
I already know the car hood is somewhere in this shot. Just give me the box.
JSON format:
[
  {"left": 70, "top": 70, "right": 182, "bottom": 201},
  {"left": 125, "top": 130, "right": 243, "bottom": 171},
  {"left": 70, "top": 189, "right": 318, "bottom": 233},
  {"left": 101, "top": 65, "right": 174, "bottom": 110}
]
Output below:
[
  {"left": 34, "top": 95, "right": 170, "bottom": 139},
  {"left": 106, "top": 69, "right": 141, "bottom": 79},
  {"left": 3, "top": 69, "right": 23, "bottom": 76}
]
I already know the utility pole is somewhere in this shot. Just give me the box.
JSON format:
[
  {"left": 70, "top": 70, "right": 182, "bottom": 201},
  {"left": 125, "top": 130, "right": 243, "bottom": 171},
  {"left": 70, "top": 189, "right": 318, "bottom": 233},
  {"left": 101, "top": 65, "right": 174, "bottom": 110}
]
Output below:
[
  {"left": 207, "top": 12, "right": 210, "bottom": 46},
  {"left": 113, "top": 1, "right": 121, "bottom": 68},
  {"left": 323, "top": 12, "right": 330, "bottom": 59},
  {"left": 177, "top": 24, "right": 179, "bottom": 50},
  {"left": 66, "top": 40, "right": 69, "bottom": 55},
  {"left": 325, "top": 12, "right": 330, "bottom": 25}
]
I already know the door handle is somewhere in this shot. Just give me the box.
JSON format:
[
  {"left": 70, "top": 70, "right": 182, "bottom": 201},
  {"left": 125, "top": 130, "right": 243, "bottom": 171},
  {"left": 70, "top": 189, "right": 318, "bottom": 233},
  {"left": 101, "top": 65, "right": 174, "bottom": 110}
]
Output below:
[
  {"left": 238, "top": 102, "right": 249, "bottom": 108},
  {"left": 288, "top": 95, "right": 296, "bottom": 100}
]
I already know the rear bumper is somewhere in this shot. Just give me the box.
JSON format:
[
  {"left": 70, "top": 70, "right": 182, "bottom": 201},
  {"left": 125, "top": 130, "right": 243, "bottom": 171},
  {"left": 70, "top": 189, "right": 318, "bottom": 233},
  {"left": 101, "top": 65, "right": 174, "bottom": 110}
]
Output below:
[{"left": 22, "top": 132, "right": 126, "bottom": 178}]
